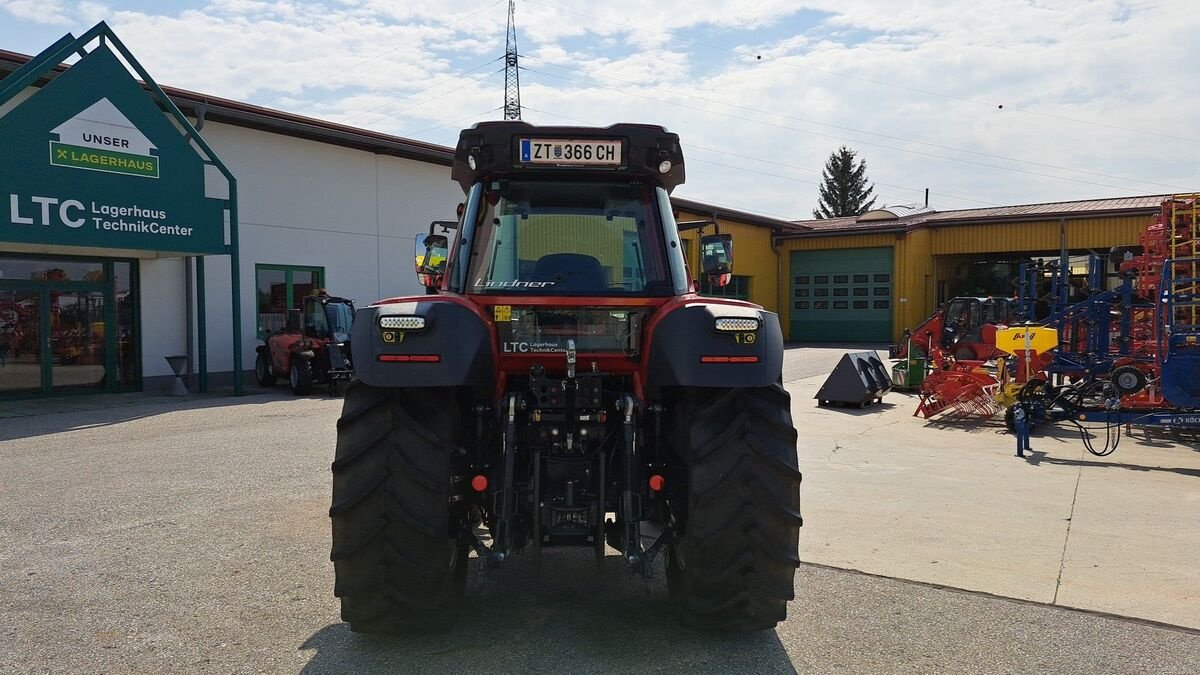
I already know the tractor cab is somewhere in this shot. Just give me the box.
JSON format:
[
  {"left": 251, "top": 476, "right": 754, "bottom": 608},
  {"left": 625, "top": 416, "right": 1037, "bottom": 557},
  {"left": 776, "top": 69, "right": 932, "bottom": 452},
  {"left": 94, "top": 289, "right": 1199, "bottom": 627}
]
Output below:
[
  {"left": 409, "top": 122, "right": 736, "bottom": 379},
  {"left": 941, "top": 296, "right": 1014, "bottom": 350},
  {"left": 303, "top": 293, "right": 354, "bottom": 343},
  {"left": 937, "top": 296, "right": 1016, "bottom": 360}
]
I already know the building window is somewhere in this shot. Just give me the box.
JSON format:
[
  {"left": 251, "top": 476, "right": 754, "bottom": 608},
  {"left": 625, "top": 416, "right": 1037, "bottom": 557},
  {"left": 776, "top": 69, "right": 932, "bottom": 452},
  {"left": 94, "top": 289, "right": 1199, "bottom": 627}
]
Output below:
[
  {"left": 874, "top": 274, "right": 890, "bottom": 283},
  {"left": 814, "top": 275, "right": 829, "bottom": 284},
  {"left": 701, "top": 275, "right": 751, "bottom": 301},
  {"left": 853, "top": 287, "right": 869, "bottom": 296},
  {"left": 813, "top": 288, "right": 829, "bottom": 297},
  {"left": 874, "top": 287, "right": 890, "bottom": 296},
  {"left": 853, "top": 274, "right": 868, "bottom": 283},
  {"left": 795, "top": 301, "right": 810, "bottom": 310},
  {"left": 833, "top": 301, "right": 848, "bottom": 309},
  {"left": 853, "top": 300, "right": 869, "bottom": 309},
  {"left": 833, "top": 275, "right": 848, "bottom": 284},
  {"left": 833, "top": 288, "right": 848, "bottom": 297},
  {"left": 794, "top": 276, "right": 809, "bottom": 285},
  {"left": 256, "top": 264, "right": 325, "bottom": 338},
  {"left": 874, "top": 300, "right": 890, "bottom": 309}
]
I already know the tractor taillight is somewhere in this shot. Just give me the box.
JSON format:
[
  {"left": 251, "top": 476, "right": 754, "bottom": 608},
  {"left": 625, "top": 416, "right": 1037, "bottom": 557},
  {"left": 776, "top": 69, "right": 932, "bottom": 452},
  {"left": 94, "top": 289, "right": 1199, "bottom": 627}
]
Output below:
[
  {"left": 377, "top": 354, "right": 441, "bottom": 362},
  {"left": 700, "top": 356, "right": 759, "bottom": 363},
  {"left": 648, "top": 475, "right": 665, "bottom": 491},
  {"left": 471, "top": 475, "right": 488, "bottom": 492}
]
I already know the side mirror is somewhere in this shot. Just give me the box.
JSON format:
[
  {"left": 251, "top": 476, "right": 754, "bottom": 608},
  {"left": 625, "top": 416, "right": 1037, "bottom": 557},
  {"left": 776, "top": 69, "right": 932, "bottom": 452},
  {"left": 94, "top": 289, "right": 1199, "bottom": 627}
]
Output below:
[
  {"left": 415, "top": 232, "right": 449, "bottom": 289},
  {"left": 700, "top": 233, "right": 733, "bottom": 288}
]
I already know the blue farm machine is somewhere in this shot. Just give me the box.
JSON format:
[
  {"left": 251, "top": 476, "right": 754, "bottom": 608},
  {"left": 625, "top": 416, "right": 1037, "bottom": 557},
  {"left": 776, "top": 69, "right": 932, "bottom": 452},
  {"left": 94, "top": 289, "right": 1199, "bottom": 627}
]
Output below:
[{"left": 914, "top": 195, "right": 1200, "bottom": 454}]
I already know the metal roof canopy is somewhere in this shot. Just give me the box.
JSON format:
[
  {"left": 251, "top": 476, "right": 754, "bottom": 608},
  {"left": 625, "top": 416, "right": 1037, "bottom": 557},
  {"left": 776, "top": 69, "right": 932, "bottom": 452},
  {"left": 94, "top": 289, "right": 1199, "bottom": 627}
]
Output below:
[{"left": 0, "top": 22, "right": 245, "bottom": 394}]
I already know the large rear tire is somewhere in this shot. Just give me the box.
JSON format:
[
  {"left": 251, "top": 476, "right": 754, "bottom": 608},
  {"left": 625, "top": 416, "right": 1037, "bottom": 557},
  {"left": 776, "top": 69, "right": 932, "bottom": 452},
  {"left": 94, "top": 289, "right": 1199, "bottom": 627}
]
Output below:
[
  {"left": 329, "top": 382, "right": 468, "bottom": 634},
  {"left": 665, "top": 384, "right": 802, "bottom": 630}
]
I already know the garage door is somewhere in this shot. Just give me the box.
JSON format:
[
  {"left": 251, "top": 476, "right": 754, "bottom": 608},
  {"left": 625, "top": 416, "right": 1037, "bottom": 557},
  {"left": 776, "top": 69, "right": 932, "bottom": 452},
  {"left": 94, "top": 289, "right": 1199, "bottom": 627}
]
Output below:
[{"left": 790, "top": 247, "right": 893, "bottom": 342}]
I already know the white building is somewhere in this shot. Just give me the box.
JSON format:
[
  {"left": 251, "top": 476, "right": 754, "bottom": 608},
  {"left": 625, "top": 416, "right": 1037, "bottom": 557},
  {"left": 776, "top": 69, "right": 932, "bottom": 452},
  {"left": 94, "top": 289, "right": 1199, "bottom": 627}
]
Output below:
[{"left": 0, "top": 45, "right": 461, "bottom": 397}]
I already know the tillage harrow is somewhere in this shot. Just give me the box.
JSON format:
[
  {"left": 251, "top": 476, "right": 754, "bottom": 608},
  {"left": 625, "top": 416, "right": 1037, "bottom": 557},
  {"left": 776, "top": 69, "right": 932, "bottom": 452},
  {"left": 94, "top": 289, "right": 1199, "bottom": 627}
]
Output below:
[{"left": 911, "top": 196, "right": 1200, "bottom": 454}]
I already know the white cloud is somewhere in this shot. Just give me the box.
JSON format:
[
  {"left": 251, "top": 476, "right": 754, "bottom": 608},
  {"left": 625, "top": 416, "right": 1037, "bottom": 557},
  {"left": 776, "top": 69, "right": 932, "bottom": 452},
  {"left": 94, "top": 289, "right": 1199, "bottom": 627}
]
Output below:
[
  {"left": 0, "top": 0, "right": 1195, "bottom": 217},
  {"left": 1, "top": 0, "right": 73, "bottom": 24}
]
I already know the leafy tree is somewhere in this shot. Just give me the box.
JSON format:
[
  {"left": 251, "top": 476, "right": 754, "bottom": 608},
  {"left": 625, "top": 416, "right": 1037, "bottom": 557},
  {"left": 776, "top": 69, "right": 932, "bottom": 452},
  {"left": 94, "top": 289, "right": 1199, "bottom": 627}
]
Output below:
[{"left": 813, "top": 146, "right": 876, "bottom": 219}]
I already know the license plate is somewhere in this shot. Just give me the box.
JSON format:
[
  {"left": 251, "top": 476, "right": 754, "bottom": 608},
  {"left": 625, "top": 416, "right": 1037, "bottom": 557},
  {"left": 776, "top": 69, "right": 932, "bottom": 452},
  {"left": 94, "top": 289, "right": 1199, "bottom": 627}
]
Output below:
[{"left": 519, "top": 138, "right": 622, "bottom": 166}]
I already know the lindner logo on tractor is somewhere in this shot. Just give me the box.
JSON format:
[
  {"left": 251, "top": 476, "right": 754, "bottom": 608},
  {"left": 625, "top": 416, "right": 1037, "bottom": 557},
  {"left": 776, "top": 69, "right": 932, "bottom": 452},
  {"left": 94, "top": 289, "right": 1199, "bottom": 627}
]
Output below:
[{"left": 330, "top": 121, "right": 800, "bottom": 634}]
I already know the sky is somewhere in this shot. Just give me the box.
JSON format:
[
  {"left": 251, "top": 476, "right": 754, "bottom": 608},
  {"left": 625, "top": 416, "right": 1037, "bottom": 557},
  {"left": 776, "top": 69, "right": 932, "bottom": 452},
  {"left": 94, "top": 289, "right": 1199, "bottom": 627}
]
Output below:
[{"left": 1, "top": 0, "right": 1197, "bottom": 220}]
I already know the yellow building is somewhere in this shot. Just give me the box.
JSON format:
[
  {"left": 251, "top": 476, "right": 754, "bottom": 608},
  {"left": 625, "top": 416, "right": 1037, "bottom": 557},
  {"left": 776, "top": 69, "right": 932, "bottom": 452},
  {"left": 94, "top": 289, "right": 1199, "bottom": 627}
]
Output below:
[
  {"left": 676, "top": 195, "right": 1170, "bottom": 343},
  {"left": 672, "top": 196, "right": 798, "bottom": 312}
]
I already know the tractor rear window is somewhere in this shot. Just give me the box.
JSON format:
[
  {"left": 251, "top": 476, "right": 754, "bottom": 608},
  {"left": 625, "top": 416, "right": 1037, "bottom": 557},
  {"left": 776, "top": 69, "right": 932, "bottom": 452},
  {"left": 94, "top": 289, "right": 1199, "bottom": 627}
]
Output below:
[{"left": 465, "top": 180, "right": 671, "bottom": 295}]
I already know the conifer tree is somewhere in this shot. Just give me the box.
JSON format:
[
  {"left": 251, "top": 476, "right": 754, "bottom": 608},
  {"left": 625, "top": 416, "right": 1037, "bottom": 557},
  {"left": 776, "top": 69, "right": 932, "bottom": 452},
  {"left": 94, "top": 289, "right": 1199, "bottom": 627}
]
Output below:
[{"left": 813, "top": 146, "right": 876, "bottom": 219}]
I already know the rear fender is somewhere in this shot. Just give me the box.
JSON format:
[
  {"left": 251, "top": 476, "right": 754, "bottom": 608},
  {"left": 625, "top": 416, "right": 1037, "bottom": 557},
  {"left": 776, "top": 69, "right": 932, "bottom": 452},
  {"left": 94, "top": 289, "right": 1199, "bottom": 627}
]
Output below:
[
  {"left": 645, "top": 301, "right": 784, "bottom": 389},
  {"left": 351, "top": 298, "right": 496, "bottom": 389}
]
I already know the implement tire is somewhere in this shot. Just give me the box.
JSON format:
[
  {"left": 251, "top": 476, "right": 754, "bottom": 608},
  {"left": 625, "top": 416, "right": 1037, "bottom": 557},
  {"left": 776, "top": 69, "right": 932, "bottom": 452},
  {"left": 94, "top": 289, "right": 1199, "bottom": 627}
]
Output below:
[
  {"left": 665, "top": 384, "right": 802, "bottom": 630},
  {"left": 329, "top": 382, "right": 468, "bottom": 634}
]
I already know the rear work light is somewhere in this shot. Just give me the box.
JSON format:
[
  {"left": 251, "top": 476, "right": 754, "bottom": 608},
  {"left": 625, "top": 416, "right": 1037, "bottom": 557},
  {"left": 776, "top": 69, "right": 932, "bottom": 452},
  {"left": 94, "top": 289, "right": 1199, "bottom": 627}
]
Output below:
[
  {"left": 713, "top": 317, "right": 760, "bottom": 332},
  {"left": 700, "top": 356, "right": 760, "bottom": 363},
  {"left": 378, "top": 315, "right": 426, "bottom": 330},
  {"left": 378, "top": 354, "right": 441, "bottom": 363}
]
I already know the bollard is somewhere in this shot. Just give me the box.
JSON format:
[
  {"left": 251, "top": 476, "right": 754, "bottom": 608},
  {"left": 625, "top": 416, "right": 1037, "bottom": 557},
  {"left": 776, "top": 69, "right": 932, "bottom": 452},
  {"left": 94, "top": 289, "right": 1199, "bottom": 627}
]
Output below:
[{"left": 164, "top": 355, "right": 188, "bottom": 396}]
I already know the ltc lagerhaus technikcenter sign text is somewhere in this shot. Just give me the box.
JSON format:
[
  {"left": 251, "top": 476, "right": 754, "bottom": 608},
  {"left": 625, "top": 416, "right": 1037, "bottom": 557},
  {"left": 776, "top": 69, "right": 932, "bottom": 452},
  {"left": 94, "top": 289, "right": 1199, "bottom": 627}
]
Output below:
[{"left": 0, "top": 44, "right": 224, "bottom": 255}]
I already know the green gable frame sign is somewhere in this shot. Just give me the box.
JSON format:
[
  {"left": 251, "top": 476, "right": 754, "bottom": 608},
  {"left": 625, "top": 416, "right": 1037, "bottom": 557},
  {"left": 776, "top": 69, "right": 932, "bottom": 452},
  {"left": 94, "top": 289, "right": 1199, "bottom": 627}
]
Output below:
[{"left": 0, "top": 23, "right": 245, "bottom": 394}]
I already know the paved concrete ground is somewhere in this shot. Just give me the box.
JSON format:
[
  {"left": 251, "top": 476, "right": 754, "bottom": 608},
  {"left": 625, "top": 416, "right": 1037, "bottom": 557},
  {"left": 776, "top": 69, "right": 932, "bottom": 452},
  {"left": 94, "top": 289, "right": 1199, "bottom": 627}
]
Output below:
[
  {"left": 0, "top": 345, "right": 1197, "bottom": 673},
  {"left": 787, "top": 346, "right": 1200, "bottom": 630}
]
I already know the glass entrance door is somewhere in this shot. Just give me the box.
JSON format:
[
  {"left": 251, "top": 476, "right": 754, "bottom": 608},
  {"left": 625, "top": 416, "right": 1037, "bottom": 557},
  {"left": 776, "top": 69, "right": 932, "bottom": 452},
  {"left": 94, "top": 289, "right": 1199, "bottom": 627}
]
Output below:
[
  {"left": 0, "top": 289, "right": 42, "bottom": 395},
  {"left": 0, "top": 256, "right": 138, "bottom": 398},
  {"left": 49, "top": 289, "right": 108, "bottom": 392}
]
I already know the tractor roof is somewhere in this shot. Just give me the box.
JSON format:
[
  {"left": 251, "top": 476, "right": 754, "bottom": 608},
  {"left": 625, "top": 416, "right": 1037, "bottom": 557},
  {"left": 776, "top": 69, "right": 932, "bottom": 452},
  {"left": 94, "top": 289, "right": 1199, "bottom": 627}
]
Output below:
[{"left": 451, "top": 121, "right": 685, "bottom": 194}]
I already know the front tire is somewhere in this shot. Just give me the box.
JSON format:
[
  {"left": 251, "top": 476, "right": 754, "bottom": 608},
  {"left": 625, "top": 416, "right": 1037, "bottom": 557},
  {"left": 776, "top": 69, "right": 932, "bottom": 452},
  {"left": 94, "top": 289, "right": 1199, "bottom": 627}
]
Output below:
[
  {"left": 329, "top": 383, "right": 467, "bottom": 634},
  {"left": 289, "top": 359, "right": 313, "bottom": 395},
  {"left": 665, "top": 384, "right": 802, "bottom": 630},
  {"left": 255, "top": 352, "right": 276, "bottom": 387}
]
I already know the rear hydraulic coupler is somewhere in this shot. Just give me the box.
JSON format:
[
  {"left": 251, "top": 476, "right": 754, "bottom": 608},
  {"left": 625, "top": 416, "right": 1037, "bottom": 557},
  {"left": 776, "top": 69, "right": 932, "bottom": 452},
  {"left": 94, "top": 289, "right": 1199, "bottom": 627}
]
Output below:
[
  {"left": 618, "top": 395, "right": 643, "bottom": 570},
  {"left": 492, "top": 393, "right": 521, "bottom": 564}
]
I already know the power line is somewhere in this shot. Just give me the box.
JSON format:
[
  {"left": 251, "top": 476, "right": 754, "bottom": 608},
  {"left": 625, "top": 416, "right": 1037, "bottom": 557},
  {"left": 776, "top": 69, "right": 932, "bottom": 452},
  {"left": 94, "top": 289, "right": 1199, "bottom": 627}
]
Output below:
[
  {"left": 256, "top": 0, "right": 508, "bottom": 109},
  {"left": 520, "top": 56, "right": 1179, "bottom": 192},
  {"left": 523, "top": 0, "right": 1200, "bottom": 145},
  {"left": 519, "top": 65, "right": 1188, "bottom": 193},
  {"left": 337, "top": 66, "right": 504, "bottom": 125},
  {"left": 405, "top": 106, "right": 504, "bottom": 138},
  {"left": 688, "top": 144, "right": 1000, "bottom": 207},
  {"left": 520, "top": 105, "right": 945, "bottom": 212}
]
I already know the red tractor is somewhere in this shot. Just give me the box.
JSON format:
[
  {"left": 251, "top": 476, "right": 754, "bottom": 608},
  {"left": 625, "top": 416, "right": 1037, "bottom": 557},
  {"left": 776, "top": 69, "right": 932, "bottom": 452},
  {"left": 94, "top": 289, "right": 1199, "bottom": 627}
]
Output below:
[
  {"left": 255, "top": 291, "right": 354, "bottom": 395},
  {"left": 329, "top": 122, "right": 801, "bottom": 633},
  {"left": 892, "top": 296, "right": 1016, "bottom": 361}
]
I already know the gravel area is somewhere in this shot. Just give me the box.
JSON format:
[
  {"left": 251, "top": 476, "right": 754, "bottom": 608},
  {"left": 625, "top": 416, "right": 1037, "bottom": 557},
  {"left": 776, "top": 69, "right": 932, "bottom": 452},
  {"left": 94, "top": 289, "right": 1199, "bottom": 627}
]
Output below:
[{"left": 1, "top": 348, "right": 1197, "bottom": 673}]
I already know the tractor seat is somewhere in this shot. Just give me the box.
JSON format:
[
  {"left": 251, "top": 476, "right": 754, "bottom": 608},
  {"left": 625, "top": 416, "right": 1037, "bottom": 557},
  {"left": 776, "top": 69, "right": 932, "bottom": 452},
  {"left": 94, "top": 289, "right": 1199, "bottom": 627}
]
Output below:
[{"left": 532, "top": 253, "right": 608, "bottom": 292}]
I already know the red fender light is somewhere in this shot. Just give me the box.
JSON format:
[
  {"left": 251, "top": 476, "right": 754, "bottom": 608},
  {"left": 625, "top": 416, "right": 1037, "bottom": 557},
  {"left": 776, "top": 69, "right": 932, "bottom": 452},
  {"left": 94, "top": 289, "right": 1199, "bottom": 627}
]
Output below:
[
  {"left": 378, "top": 354, "right": 441, "bottom": 363},
  {"left": 471, "top": 475, "right": 489, "bottom": 492},
  {"left": 648, "top": 475, "right": 665, "bottom": 491}
]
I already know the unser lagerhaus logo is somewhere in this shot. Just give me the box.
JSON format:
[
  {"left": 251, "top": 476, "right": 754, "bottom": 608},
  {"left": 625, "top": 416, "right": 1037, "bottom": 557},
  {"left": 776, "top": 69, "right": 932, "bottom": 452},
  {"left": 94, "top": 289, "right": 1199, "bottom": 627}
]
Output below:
[{"left": 49, "top": 97, "right": 159, "bottom": 178}]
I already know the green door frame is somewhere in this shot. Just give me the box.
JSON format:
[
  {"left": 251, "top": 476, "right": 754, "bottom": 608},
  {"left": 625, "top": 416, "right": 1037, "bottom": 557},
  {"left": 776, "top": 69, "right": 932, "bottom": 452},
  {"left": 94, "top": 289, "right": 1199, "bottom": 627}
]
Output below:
[{"left": 254, "top": 264, "right": 326, "bottom": 339}]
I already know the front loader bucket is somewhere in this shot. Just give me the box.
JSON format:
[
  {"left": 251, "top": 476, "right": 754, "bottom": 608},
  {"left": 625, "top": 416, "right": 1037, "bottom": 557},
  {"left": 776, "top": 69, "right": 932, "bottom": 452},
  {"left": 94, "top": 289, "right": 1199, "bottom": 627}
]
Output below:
[{"left": 815, "top": 351, "right": 892, "bottom": 407}]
